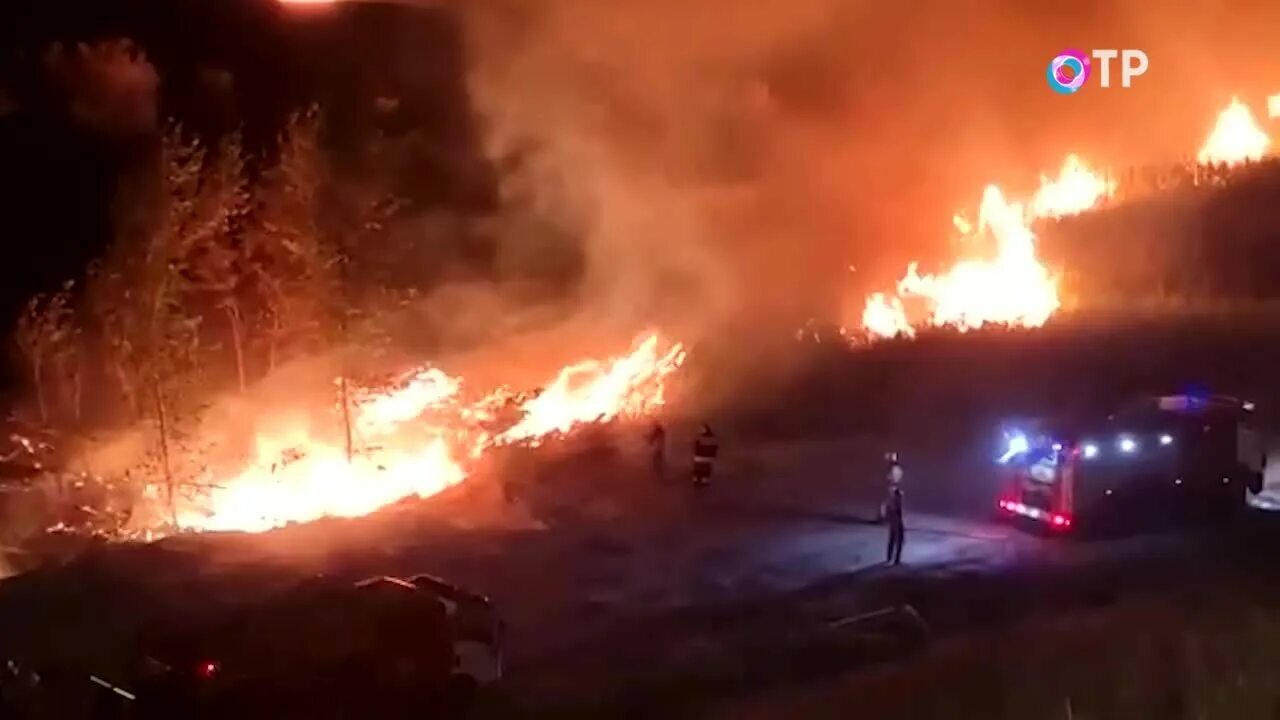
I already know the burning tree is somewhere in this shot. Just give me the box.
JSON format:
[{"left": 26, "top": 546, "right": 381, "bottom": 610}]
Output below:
[
  {"left": 88, "top": 126, "right": 251, "bottom": 519},
  {"left": 246, "top": 108, "right": 403, "bottom": 459},
  {"left": 246, "top": 108, "right": 343, "bottom": 369}
]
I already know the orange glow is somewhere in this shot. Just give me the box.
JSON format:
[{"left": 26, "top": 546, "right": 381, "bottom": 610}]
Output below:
[
  {"left": 174, "top": 333, "right": 685, "bottom": 533},
  {"left": 894, "top": 185, "right": 1060, "bottom": 332},
  {"left": 858, "top": 155, "right": 1107, "bottom": 338},
  {"left": 495, "top": 335, "right": 687, "bottom": 446},
  {"left": 1269, "top": 93, "right": 1280, "bottom": 120},
  {"left": 1198, "top": 97, "right": 1270, "bottom": 165},
  {"left": 861, "top": 293, "right": 914, "bottom": 339},
  {"left": 1029, "top": 154, "right": 1115, "bottom": 219}
]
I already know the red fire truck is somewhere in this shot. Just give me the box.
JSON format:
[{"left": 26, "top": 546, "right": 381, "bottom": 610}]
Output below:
[{"left": 996, "top": 393, "right": 1265, "bottom": 531}]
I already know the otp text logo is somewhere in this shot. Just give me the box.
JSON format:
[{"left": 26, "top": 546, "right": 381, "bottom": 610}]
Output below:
[
  {"left": 1046, "top": 48, "right": 1149, "bottom": 94},
  {"left": 1047, "top": 49, "right": 1091, "bottom": 94}
]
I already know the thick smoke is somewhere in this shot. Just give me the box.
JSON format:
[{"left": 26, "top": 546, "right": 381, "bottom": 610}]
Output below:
[
  {"left": 457, "top": 0, "right": 852, "bottom": 345},
  {"left": 451, "top": 0, "right": 1280, "bottom": 350},
  {"left": 42, "top": 39, "right": 159, "bottom": 135}
]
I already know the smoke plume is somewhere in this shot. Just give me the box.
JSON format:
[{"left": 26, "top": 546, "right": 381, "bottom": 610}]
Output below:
[
  {"left": 457, "top": 0, "right": 854, "bottom": 343},
  {"left": 451, "top": 0, "right": 1280, "bottom": 346},
  {"left": 42, "top": 39, "right": 159, "bottom": 135}
]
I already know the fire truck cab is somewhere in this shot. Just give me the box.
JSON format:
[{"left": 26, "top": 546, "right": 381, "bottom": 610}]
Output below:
[{"left": 996, "top": 393, "right": 1265, "bottom": 531}]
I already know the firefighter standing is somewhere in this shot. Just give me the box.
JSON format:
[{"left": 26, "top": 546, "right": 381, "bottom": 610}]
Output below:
[
  {"left": 882, "top": 452, "right": 906, "bottom": 565},
  {"left": 647, "top": 422, "right": 667, "bottom": 480},
  {"left": 692, "top": 424, "right": 718, "bottom": 488}
]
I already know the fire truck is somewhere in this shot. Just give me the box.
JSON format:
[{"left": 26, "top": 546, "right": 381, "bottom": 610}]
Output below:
[{"left": 996, "top": 393, "right": 1266, "bottom": 531}]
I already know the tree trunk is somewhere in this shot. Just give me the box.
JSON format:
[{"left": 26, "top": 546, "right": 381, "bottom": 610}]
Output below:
[
  {"left": 32, "top": 359, "right": 46, "bottom": 425},
  {"left": 114, "top": 359, "right": 138, "bottom": 419},
  {"left": 268, "top": 312, "right": 281, "bottom": 373},
  {"left": 225, "top": 302, "right": 246, "bottom": 393},
  {"left": 72, "top": 356, "right": 83, "bottom": 423},
  {"left": 152, "top": 375, "right": 176, "bottom": 527},
  {"left": 339, "top": 374, "right": 353, "bottom": 462}
]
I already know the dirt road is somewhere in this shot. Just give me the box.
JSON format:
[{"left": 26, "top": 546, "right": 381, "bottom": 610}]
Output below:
[{"left": 0, "top": 432, "right": 1270, "bottom": 717}]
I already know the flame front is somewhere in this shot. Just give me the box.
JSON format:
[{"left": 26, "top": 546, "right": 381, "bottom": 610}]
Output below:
[
  {"left": 174, "top": 333, "right": 685, "bottom": 533},
  {"left": 859, "top": 155, "right": 1110, "bottom": 338},
  {"left": 1198, "top": 97, "right": 1270, "bottom": 165},
  {"left": 495, "top": 336, "right": 687, "bottom": 446}
]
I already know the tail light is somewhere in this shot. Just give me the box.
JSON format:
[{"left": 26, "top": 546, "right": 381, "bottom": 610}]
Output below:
[
  {"left": 195, "top": 660, "right": 220, "bottom": 680},
  {"left": 1049, "top": 513, "right": 1072, "bottom": 529}
]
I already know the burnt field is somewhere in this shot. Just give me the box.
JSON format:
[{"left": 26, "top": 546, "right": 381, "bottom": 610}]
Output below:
[{"left": 5, "top": 310, "right": 1280, "bottom": 717}]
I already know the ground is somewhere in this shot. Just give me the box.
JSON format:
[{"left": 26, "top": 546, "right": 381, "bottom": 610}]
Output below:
[{"left": 5, "top": 317, "right": 1280, "bottom": 718}]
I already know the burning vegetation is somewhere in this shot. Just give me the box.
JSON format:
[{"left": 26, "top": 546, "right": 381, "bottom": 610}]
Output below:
[
  {"left": 5, "top": 9, "right": 1280, "bottom": 546},
  {"left": 856, "top": 95, "right": 1280, "bottom": 340},
  {"left": 2, "top": 75, "right": 690, "bottom": 539},
  {"left": 174, "top": 333, "right": 685, "bottom": 533}
]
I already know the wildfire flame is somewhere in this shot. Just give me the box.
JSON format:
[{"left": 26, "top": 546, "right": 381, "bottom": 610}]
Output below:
[
  {"left": 849, "top": 94, "right": 1280, "bottom": 343},
  {"left": 861, "top": 293, "right": 914, "bottom": 339},
  {"left": 860, "top": 155, "right": 1111, "bottom": 338},
  {"left": 1029, "top": 154, "right": 1116, "bottom": 219},
  {"left": 1198, "top": 97, "right": 1270, "bottom": 165},
  {"left": 174, "top": 333, "right": 685, "bottom": 533},
  {"left": 495, "top": 336, "right": 686, "bottom": 445}
]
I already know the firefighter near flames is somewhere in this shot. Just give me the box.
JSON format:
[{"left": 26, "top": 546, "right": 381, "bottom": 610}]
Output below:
[{"left": 691, "top": 424, "right": 718, "bottom": 488}]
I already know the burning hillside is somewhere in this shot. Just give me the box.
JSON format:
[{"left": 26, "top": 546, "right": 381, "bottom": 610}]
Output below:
[
  {"left": 856, "top": 95, "right": 1279, "bottom": 340},
  {"left": 859, "top": 155, "right": 1112, "bottom": 339}
]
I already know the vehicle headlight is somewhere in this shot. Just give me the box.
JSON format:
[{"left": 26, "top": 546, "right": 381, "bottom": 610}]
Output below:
[
  {"left": 1159, "top": 433, "right": 1174, "bottom": 446},
  {"left": 998, "top": 431, "right": 1029, "bottom": 464},
  {"left": 1117, "top": 435, "right": 1138, "bottom": 454},
  {"left": 1082, "top": 442, "right": 1100, "bottom": 459}
]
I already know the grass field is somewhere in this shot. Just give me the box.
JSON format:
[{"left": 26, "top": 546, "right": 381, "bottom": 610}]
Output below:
[{"left": 705, "top": 580, "right": 1280, "bottom": 720}]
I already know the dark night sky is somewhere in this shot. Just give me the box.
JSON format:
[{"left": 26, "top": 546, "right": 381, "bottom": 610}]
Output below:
[
  {"left": 2, "top": 0, "right": 1280, "bottom": 364},
  {"left": 0, "top": 0, "right": 491, "bottom": 333}
]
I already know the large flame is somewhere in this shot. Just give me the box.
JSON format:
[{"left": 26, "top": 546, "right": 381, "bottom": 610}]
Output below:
[
  {"left": 852, "top": 95, "right": 1280, "bottom": 342},
  {"left": 174, "top": 333, "right": 685, "bottom": 533},
  {"left": 859, "top": 155, "right": 1110, "bottom": 338},
  {"left": 1198, "top": 97, "right": 1271, "bottom": 165},
  {"left": 495, "top": 335, "right": 686, "bottom": 445}
]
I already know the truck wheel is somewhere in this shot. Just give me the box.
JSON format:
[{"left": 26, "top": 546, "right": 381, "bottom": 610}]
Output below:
[
  {"left": 1247, "top": 469, "right": 1264, "bottom": 495},
  {"left": 442, "top": 675, "right": 478, "bottom": 715}
]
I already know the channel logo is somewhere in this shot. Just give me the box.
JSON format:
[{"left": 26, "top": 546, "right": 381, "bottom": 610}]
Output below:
[
  {"left": 1047, "top": 49, "right": 1091, "bottom": 95},
  {"left": 1046, "top": 48, "right": 1149, "bottom": 94}
]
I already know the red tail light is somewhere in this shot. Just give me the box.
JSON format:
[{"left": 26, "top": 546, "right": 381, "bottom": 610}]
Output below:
[
  {"left": 196, "top": 660, "right": 220, "bottom": 680},
  {"left": 1050, "top": 514, "right": 1072, "bottom": 529}
]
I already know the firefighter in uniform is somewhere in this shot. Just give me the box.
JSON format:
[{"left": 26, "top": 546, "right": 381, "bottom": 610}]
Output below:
[
  {"left": 692, "top": 424, "right": 718, "bottom": 488},
  {"left": 647, "top": 422, "right": 667, "bottom": 480},
  {"left": 882, "top": 452, "right": 905, "bottom": 565}
]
